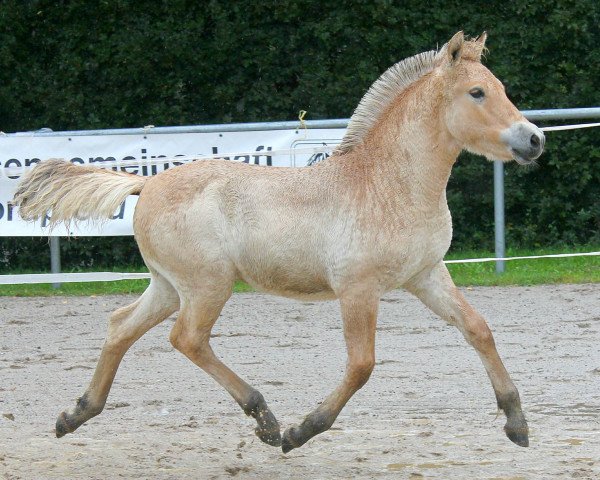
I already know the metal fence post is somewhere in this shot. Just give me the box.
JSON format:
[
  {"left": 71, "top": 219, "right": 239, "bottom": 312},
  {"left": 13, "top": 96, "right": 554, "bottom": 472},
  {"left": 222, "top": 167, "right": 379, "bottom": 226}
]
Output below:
[
  {"left": 50, "top": 236, "right": 61, "bottom": 289},
  {"left": 494, "top": 160, "right": 505, "bottom": 273}
]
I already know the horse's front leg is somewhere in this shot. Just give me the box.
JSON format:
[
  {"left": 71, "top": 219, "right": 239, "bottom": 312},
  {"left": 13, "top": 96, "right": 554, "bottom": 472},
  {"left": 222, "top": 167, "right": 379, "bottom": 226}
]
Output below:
[
  {"left": 282, "top": 286, "right": 379, "bottom": 453},
  {"left": 406, "top": 261, "right": 528, "bottom": 447}
]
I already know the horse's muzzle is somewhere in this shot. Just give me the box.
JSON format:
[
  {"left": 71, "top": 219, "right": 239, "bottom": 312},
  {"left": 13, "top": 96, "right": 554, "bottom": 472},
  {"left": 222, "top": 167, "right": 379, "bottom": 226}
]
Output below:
[{"left": 501, "top": 122, "right": 545, "bottom": 165}]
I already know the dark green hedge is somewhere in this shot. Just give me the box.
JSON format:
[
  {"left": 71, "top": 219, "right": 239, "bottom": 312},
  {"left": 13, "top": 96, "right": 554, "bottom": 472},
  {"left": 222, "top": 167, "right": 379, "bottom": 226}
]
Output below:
[{"left": 1, "top": 1, "right": 598, "bottom": 270}]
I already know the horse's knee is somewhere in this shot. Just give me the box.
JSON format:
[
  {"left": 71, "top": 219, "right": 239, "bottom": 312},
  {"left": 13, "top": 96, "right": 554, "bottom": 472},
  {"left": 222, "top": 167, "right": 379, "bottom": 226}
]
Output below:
[
  {"left": 471, "top": 325, "right": 495, "bottom": 350},
  {"left": 461, "top": 315, "right": 495, "bottom": 351}
]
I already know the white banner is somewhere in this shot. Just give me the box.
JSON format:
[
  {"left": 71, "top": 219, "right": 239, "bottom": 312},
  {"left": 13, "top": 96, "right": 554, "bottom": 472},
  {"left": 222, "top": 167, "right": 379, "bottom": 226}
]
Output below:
[{"left": 0, "top": 128, "right": 345, "bottom": 236}]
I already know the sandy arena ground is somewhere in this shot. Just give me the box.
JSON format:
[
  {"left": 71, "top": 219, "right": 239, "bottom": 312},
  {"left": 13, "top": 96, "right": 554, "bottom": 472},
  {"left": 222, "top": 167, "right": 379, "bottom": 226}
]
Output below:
[{"left": 1, "top": 284, "right": 599, "bottom": 479}]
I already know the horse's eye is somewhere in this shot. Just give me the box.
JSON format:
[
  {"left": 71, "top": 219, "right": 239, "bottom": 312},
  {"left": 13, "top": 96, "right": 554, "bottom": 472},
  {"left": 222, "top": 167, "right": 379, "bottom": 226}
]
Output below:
[{"left": 469, "top": 88, "right": 485, "bottom": 100}]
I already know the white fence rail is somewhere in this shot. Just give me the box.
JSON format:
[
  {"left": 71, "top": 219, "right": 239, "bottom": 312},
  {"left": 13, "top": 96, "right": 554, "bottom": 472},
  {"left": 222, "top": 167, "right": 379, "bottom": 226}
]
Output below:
[{"left": 2, "top": 250, "right": 599, "bottom": 285}]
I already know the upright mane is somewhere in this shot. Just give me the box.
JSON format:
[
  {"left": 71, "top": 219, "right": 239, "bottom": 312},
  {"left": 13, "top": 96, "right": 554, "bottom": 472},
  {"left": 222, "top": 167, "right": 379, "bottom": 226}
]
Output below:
[
  {"left": 335, "top": 37, "right": 486, "bottom": 156},
  {"left": 335, "top": 48, "right": 442, "bottom": 155}
]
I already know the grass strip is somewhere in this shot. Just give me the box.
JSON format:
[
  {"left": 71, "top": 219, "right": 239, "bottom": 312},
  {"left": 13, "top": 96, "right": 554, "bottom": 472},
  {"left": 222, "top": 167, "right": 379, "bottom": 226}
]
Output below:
[{"left": 1, "top": 246, "right": 597, "bottom": 296}]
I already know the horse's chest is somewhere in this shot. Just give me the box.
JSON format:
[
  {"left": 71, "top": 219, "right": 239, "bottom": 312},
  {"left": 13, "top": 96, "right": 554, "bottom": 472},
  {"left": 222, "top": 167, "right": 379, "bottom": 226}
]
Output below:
[{"left": 369, "top": 215, "right": 452, "bottom": 287}]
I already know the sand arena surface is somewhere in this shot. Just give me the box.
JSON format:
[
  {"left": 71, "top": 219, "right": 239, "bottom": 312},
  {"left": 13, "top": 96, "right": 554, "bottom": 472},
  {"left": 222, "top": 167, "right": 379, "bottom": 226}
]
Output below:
[{"left": 1, "top": 284, "right": 599, "bottom": 479}]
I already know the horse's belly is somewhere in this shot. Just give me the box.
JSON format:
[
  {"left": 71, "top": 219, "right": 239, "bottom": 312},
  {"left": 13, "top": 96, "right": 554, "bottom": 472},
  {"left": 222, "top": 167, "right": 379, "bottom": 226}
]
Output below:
[
  {"left": 231, "top": 241, "right": 337, "bottom": 300},
  {"left": 237, "top": 261, "right": 336, "bottom": 300}
]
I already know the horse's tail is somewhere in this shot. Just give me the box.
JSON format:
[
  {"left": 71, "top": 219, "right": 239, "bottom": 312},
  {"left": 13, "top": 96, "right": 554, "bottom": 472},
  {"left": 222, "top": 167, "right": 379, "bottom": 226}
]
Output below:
[{"left": 12, "top": 159, "right": 147, "bottom": 228}]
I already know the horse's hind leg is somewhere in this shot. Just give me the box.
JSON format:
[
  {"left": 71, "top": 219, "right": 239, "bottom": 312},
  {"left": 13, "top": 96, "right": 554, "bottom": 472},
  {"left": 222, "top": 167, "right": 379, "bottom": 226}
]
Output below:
[
  {"left": 281, "top": 286, "right": 379, "bottom": 453},
  {"left": 55, "top": 273, "right": 179, "bottom": 437},
  {"left": 406, "top": 261, "right": 528, "bottom": 447},
  {"left": 169, "top": 285, "right": 281, "bottom": 447}
]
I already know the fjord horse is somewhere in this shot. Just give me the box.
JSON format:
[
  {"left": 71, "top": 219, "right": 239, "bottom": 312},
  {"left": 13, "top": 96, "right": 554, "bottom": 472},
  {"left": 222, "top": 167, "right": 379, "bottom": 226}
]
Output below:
[{"left": 13, "top": 32, "right": 544, "bottom": 452}]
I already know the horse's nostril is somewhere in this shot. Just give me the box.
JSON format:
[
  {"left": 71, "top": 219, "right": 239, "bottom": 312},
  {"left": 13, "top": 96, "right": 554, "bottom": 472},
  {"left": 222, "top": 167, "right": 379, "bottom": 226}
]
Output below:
[{"left": 530, "top": 134, "right": 541, "bottom": 149}]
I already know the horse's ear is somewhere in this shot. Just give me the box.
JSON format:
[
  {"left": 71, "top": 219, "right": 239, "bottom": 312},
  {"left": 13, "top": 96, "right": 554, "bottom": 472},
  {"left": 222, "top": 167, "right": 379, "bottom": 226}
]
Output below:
[
  {"left": 446, "top": 31, "right": 464, "bottom": 65},
  {"left": 473, "top": 31, "right": 488, "bottom": 61},
  {"left": 476, "top": 31, "right": 488, "bottom": 46}
]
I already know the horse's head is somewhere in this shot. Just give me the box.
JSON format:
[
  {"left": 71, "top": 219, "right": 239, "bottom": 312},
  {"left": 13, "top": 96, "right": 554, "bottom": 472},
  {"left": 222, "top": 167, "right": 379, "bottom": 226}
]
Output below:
[{"left": 441, "top": 32, "right": 544, "bottom": 165}]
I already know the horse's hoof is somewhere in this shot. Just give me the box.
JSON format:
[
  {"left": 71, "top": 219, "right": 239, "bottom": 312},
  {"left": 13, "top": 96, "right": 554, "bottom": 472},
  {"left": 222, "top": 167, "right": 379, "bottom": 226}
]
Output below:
[
  {"left": 55, "top": 412, "right": 73, "bottom": 438},
  {"left": 281, "top": 435, "right": 295, "bottom": 454},
  {"left": 281, "top": 426, "right": 301, "bottom": 454},
  {"left": 255, "top": 426, "right": 282, "bottom": 447},
  {"left": 505, "top": 424, "right": 529, "bottom": 447}
]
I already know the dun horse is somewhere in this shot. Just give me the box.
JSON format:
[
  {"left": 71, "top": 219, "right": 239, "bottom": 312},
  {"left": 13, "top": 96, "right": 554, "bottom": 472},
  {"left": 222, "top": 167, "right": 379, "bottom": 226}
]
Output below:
[{"left": 13, "top": 32, "right": 544, "bottom": 452}]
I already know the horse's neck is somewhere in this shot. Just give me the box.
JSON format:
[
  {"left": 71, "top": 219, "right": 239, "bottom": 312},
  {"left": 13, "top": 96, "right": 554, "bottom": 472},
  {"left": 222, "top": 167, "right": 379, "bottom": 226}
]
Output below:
[{"left": 357, "top": 86, "right": 459, "bottom": 211}]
